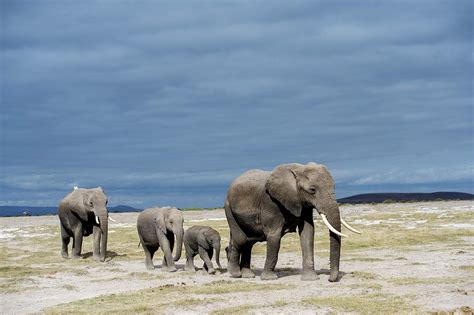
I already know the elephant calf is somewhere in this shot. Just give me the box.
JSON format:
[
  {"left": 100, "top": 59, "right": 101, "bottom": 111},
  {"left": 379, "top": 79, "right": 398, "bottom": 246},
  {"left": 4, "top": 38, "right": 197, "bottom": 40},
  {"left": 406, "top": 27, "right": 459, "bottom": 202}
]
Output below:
[
  {"left": 137, "top": 207, "right": 184, "bottom": 272},
  {"left": 184, "top": 226, "right": 222, "bottom": 274}
]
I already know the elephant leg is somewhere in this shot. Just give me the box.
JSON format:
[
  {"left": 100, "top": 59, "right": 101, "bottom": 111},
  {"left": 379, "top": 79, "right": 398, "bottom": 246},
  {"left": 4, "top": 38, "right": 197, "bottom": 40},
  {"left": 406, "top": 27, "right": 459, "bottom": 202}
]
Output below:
[
  {"left": 71, "top": 227, "right": 83, "bottom": 259},
  {"left": 60, "top": 223, "right": 70, "bottom": 259},
  {"left": 299, "top": 217, "right": 319, "bottom": 281},
  {"left": 147, "top": 245, "right": 159, "bottom": 270},
  {"left": 184, "top": 243, "right": 196, "bottom": 272},
  {"left": 261, "top": 234, "right": 281, "bottom": 280},
  {"left": 198, "top": 246, "right": 215, "bottom": 274},
  {"left": 202, "top": 248, "right": 214, "bottom": 272},
  {"left": 162, "top": 233, "right": 174, "bottom": 271},
  {"left": 227, "top": 240, "right": 242, "bottom": 278},
  {"left": 240, "top": 243, "right": 255, "bottom": 278},
  {"left": 158, "top": 234, "right": 177, "bottom": 272},
  {"left": 140, "top": 235, "right": 156, "bottom": 270}
]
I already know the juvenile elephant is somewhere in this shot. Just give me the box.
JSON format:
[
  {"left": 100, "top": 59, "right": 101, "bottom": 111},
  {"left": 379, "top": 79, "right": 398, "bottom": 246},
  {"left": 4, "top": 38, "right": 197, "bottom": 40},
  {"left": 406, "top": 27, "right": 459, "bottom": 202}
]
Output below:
[
  {"left": 184, "top": 226, "right": 222, "bottom": 274},
  {"left": 137, "top": 207, "right": 184, "bottom": 272},
  {"left": 58, "top": 187, "right": 109, "bottom": 262},
  {"left": 225, "top": 162, "right": 360, "bottom": 281}
]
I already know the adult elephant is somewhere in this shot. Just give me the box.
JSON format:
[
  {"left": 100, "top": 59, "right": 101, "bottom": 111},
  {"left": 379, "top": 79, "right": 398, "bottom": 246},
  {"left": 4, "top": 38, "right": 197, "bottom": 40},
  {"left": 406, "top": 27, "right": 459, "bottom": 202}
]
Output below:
[
  {"left": 58, "top": 187, "right": 109, "bottom": 262},
  {"left": 225, "top": 162, "right": 360, "bottom": 281},
  {"left": 137, "top": 207, "right": 184, "bottom": 272}
]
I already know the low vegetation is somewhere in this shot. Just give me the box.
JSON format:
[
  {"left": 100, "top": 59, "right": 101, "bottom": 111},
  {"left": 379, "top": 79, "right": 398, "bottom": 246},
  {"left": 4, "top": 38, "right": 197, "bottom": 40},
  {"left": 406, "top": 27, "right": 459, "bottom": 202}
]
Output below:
[
  {"left": 44, "top": 281, "right": 291, "bottom": 314},
  {"left": 303, "top": 293, "right": 416, "bottom": 313},
  {"left": 1, "top": 201, "right": 472, "bottom": 313}
]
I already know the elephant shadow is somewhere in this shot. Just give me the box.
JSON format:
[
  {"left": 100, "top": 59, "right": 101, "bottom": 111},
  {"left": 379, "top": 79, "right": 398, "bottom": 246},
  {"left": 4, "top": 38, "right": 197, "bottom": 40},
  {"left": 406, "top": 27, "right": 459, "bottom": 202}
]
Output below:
[
  {"left": 150, "top": 263, "right": 187, "bottom": 271},
  {"left": 82, "top": 251, "right": 127, "bottom": 262},
  {"left": 270, "top": 267, "right": 346, "bottom": 281}
]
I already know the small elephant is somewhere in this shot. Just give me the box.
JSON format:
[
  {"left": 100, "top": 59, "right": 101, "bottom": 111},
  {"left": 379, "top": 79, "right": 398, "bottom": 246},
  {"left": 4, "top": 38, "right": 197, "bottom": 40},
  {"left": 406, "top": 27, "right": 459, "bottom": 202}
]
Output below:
[
  {"left": 58, "top": 187, "right": 109, "bottom": 262},
  {"left": 184, "top": 226, "right": 222, "bottom": 274},
  {"left": 137, "top": 206, "right": 184, "bottom": 272}
]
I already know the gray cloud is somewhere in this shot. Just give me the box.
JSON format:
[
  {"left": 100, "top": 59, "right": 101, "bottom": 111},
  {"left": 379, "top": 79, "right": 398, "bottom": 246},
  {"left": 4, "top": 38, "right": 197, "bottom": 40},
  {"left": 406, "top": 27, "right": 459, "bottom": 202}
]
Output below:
[{"left": 1, "top": 0, "right": 472, "bottom": 207}]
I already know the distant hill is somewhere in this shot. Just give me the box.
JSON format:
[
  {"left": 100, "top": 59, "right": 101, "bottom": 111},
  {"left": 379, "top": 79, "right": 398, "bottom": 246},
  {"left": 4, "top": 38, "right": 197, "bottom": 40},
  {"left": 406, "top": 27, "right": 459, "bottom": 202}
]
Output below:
[
  {"left": 337, "top": 192, "right": 474, "bottom": 204},
  {"left": 0, "top": 205, "right": 141, "bottom": 217}
]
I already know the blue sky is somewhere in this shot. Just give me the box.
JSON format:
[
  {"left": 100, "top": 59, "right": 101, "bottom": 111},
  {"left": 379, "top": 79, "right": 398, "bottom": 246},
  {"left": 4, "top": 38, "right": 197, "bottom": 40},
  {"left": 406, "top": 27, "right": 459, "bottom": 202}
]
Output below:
[{"left": 1, "top": 1, "right": 472, "bottom": 208}]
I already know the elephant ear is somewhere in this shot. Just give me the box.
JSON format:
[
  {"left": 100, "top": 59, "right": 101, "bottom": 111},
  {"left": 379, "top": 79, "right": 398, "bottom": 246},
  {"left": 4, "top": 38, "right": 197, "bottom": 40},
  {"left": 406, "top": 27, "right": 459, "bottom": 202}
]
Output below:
[
  {"left": 197, "top": 231, "right": 211, "bottom": 250},
  {"left": 266, "top": 164, "right": 302, "bottom": 217},
  {"left": 156, "top": 210, "right": 167, "bottom": 234},
  {"left": 65, "top": 190, "right": 90, "bottom": 221}
]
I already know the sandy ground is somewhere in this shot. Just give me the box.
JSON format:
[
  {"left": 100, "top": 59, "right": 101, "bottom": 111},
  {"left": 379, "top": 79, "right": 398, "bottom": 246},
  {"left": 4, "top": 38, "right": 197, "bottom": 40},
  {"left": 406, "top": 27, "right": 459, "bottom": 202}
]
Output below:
[{"left": 0, "top": 201, "right": 473, "bottom": 314}]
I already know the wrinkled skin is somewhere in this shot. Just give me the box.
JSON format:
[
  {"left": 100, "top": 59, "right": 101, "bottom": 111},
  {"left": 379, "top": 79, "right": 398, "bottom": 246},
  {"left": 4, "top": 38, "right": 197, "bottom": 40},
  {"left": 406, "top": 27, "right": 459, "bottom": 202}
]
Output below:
[
  {"left": 184, "top": 226, "right": 222, "bottom": 274},
  {"left": 58, "top": 187, "right": 109, "bottom": 262},
  {"left": 137, "top": 207, "right": 184, "bottom": 272},
  {"left": 225, "top": 162, "right": 342, "bottom": 281}
]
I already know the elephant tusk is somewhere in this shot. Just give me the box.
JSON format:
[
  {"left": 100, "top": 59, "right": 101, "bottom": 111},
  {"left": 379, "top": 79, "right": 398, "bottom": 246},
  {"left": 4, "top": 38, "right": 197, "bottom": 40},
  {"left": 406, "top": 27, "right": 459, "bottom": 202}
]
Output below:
[
  {"left": 95, "top": 215, "right": 100, "bottom": 225},
  {"left": 320, "top": 214, "right": 348, "bottom": 238},
  {"left": 108, "top": 216, "right": 117, "bottom": 223},
  {"left": 341, "top": 218, "right": 362, "bottom": 234}
]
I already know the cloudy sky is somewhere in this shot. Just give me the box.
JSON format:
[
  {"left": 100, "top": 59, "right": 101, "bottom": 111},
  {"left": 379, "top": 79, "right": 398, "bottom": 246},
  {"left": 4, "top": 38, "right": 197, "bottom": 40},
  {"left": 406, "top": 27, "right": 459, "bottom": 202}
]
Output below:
[{"left": 1, "top": 1, "right": 472, "bottom": 208}]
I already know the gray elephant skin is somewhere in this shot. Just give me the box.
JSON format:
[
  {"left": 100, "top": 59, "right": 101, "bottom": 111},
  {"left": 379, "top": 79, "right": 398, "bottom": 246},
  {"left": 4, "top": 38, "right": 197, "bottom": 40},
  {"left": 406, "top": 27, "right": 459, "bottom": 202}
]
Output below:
[
  {"left": 58, "top": 187, "right": 109, "bottom": 262},
  {"left": 137, "top": 207, "right": 184, "bottom": 272},
  {"left": 225, "top": 162, "right": 357, "bottom": 281},
  {"left": 184, "top": 226, "right": 222, "bottom": 274}
]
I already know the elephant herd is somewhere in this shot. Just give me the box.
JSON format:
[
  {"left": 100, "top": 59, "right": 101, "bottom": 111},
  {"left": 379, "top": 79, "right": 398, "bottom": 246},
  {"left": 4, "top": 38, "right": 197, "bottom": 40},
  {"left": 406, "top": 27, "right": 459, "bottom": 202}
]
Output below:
[{"left": 58, "top": 162, "right": 361, "bottom": 282}]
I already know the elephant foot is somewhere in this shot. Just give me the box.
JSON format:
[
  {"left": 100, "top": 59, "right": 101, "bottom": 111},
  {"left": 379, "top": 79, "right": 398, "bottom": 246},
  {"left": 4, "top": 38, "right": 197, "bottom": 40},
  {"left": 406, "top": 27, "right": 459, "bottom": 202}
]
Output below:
[
  {"left": 166, "top": 265, "right": 177, "bottom": 273},
  {"left": 145, "top": 263, "right": 155, "bottom": 270},
  {"left": 185, "top": 265, "right": 196, "bottom": 272},
  {"left": 71, "top": 254, "right": 82, "bottom": 260},
  {"left": 241, "top": 268, "right": 255, "bottom": 278},
  {"left": 207, "top": 268, "right": 216, "bottom": 275},
  {"left": 61, "top": 252, "right": 69, "bottom": 259},
  {"left": 227, "top": 266, "right": 242, "bottom": 278},
  {"left": 328, "top": 270, "right": 340, "bottom": 282},
  {"left": 93, "top": 254, "right": 101, "bottom": 262},
  {"left": 261, "top": 270, "right": 278, "bottom": 280},
  {"left": 301, "top": 270, "right": 319, "bottom": 281}
]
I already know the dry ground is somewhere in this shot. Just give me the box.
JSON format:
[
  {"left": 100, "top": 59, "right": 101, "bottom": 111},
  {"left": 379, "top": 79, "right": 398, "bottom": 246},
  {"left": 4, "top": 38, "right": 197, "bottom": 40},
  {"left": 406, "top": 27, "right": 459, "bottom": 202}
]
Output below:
[{"left": 0, "top": 201, "right": 473, "bottom": 314}]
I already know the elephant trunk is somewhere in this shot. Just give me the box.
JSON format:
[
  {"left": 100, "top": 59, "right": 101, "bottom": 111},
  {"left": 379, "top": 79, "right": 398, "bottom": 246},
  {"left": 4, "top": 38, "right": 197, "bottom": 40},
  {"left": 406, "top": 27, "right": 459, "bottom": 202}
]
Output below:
[
  {"left": 214, "top": 243, "right": 222, "bottom": 269},
  {"left": 173, "top": 227, "right": 184, "bottom": 261},
  {"left": 99, "top": 211, "right": 108, "bottom": 262},
  {"left": 326, "top": 203, "right": 341, "bottom": 282}
]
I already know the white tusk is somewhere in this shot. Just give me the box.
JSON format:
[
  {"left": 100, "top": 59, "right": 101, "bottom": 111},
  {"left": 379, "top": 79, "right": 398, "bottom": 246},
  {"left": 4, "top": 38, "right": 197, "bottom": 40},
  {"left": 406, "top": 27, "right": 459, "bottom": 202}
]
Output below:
[
  {"left": 320, "top": 214, "right": 348, "bottom": 238},
  {"left": 108, "top": 216, "right": 117, "bottom": 223},
  {"left": 95, "top": 215, "right": 100, "bottom": 225},
  {"left": 74, "top": 186, "right": 78, "bottom": 190},
  {"left": 341, "top": 218, "right": 362, "bottom": 234}
]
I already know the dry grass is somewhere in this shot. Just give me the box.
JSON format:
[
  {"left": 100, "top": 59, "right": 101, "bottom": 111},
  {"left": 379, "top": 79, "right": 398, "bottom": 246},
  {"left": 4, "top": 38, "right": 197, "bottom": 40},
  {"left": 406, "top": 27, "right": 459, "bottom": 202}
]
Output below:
[
  {"left": 210, "top": 304, "right": 258, "bottom": 315},
  {"left": 389, "top": 277, "right": 459, "bottom": 286},
  {"left": 459, "top": 265, "right": 474, "bottom": 272},
  {"left": 303, "top": 293, "right": 416, "bottom": 313},
  {"left": 2, "top": 202, "right": 472, "bottom": 314},
  {"left": 43, "top": 280, "right": 292, "bottom": 314}
]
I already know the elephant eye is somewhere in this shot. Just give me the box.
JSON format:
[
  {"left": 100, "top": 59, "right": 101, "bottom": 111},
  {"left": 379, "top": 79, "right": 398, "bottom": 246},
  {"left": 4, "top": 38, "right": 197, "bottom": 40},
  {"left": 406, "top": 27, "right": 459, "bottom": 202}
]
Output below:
[
  {"left": 309, "top": 187, "right": 316, "bottom": 194},
  {"left": 89, "top": 201, "right": 93, "bottom": 206}
]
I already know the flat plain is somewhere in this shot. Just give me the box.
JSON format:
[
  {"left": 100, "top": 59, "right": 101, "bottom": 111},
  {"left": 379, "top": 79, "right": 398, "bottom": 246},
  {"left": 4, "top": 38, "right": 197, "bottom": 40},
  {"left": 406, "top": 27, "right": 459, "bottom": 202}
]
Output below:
[{"left": 0, "top": 201, "right": 473, "bottom": 314}]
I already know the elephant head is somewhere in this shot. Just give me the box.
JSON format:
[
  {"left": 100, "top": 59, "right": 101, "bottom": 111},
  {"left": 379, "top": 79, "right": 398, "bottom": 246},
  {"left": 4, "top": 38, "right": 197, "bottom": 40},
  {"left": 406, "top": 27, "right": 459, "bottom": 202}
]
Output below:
[
  {"left": 266, "top": 162, "right": 359, "bottom": 282},
  {"left": 85, "top": 188, "right": 109, "bottom": 262},
  {"left": 157, "top": 207, "right": 184, "bottom": 261}
]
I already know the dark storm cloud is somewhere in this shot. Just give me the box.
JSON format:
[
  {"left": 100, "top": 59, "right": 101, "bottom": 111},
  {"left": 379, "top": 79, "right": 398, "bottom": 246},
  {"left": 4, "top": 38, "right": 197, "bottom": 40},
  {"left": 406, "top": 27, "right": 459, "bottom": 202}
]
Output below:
[{"left": 1, "top": 1, "right": 472, "bottom": 207}]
